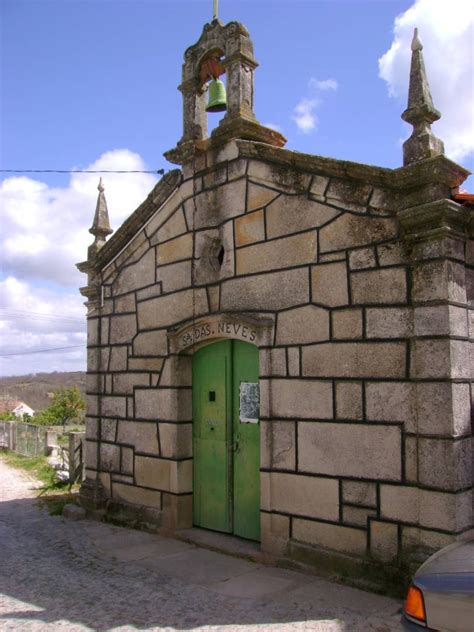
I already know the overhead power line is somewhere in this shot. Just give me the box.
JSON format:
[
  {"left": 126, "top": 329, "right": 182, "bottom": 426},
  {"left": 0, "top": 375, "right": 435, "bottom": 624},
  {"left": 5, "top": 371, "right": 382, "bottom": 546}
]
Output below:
[
  {"left": 0, "top": 345, "right": 84, "bottom": 358},
  {"left": 0, "top": 308, "right": 85, "bottom": 323},
  {"left": 0, "top": 169, "right": 165, "bottom": 174}
]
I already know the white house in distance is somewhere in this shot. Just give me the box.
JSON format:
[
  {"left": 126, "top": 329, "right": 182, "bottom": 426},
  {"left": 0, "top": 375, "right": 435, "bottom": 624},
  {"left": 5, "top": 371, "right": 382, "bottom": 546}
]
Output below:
[{"left": 0, "top": 399, "right": 35, "bottom": 418}]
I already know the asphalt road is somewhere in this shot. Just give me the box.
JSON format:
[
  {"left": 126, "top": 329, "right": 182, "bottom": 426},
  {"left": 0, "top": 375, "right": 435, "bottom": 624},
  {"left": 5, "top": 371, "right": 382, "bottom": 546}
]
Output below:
[{"left": 0, "top": 456, "right": 403, "bottom": 631}]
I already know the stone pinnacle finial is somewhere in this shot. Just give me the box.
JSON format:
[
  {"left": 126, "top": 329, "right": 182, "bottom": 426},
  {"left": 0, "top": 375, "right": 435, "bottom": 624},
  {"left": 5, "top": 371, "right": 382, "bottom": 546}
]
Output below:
[
  {"left": 401, "top": 27, "right": 444, "bottom": 165},
  {"left": 89, "top": 177, "right": 113, "bottom": 246}
]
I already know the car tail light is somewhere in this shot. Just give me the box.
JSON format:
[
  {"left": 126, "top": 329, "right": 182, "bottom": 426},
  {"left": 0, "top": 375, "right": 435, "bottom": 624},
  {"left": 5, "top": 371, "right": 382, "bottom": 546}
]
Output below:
[{"left": 404, "top": 585, "right": 426, "bottom": 623}]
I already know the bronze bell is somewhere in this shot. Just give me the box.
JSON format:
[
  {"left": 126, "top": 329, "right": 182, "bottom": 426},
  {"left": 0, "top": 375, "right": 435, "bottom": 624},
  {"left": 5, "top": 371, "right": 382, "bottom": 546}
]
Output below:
[{"left": 206, "top": 78, "right": 227, "bottom": 113}]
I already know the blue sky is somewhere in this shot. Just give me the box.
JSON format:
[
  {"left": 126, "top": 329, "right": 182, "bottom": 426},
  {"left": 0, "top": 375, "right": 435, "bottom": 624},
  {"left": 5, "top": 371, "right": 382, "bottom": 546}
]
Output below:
[{"left": 1, "top": 0, "right": 473, "bottom": 378}]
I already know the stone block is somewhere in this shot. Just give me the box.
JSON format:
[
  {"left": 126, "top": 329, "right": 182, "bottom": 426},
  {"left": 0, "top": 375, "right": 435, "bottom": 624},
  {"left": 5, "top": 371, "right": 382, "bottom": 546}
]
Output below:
[
  {"left": 326, "top": 178, "right": 372, "bottom": 212},
  {"left": 261, "top": 420, "right": 296, "bottom": 470},
  {"left": 412, "top": 260, "right": 467, "bottom": 303},
  {"left": 309, "top": 175, "right": 329, "bottom": 198},
  {"left": 247, "top": 160, "right": 311, "bottom": 193},
  {"left": 101, "top": 317, "right": 110, "bottom": 345},
  {"left": 303, "top": 342, "right": 406, "bottom": 378},
  {"left": 132, "top": 330, "right": 168, "bottom": 357},
  {"left": 161, "top": 493, "right": 193, "bottom": 529},
  {"left": 157, "top": 260, "right": 192, "bottom": 293},
  {"left": 260, "top": 348, "right": 287, "bottom": 377},
  {"left": 377, "top": 242, "right": 406, "bottom": 266},
  {"left": 114, "top": 250, "right": 155, "bottom": 294},
  {"left": 109, "top": 346, "right": 128, "bottom": 371},
  {"left": 405, "top": 435, "right": 418, "bottom": 483},
  {"left": 418, "top": 437, "right": 472, "bottom": 491},
  {"left": 207, "top": 284, "right": 220, "bottom": 312},
  {"left": 235, "top": 209, "right": 265, "bottom": 246},
  {"left": 117, "top": 421, "right": 159, "bottom": 454},
  {"left": 401, "top": 527, "right": 455, "bottom": 554},
  {"left": 203, "top": 165, "right": 227, "bottom": 189},
  {"left": 261, "top": 472, "right": 339, "bottom": 520},
  {"left": 415, "top": 382, "right": 471, "bottom": 436},
  {"left": 100, "top": 419, "right": 117, "bottom": 442},
  {"left": 366, "top": 307, "right": 412, "bottom": 338},
  {"left": 85, "top": 418, "right": 99, "bottom": 440},
  {"left": 112, "top": 482, "right": 161, "bottom": 509},
  {"left": 311, "top": 262, "right": 349, "bottom": 307},
  {"left": 221, "top": 268, "right": 309, "bottom": 311},
  {"left": 113, "top": 373, "right": 149, "bottom": 395},
  {"left": 343, "top": 506, "right": 377, "bottom": 527},
  {"left": 114, "top": 293, "right": 136, "bottom": 314},
  {"left": 121, "top": 446, "right": 134, "bottom": 475},
  {"left": 151, "top": 208, "right": 187, "bottom": 244},
  {"left": 156, "top": 233, "right": 193, "bottom": 266},
  {"left": 348, "top": 247, "right": 376, "bottom": 270},
  {"left": 184, "top": 179, "right": 246, "bottom": 229},
  {"left": 276, "top": 305, "right": 329, "bottom": 345},
  {"left": 137, "top": 288, "right": 208, "bottom": 330},
  {"left": 135, "top": 456, "right": 192, "bottom": 494},
  {"left": 101, "top": 396, "right": 126, "bottom": 418},
  {"left": 351, "top": 268, "right": 407, "bottom": 305},
  {"left": 85, "top": 440, "right": 98, "bottom": 469},
  {"left": 410, "top": 339, "right": 472, "bottom": 379},
  {"left": 366, "top": 382, "right": 415, "bottom": 430},
  {"left": 86, "top": 394, "right": 99, "bottom": 416},
  {"left": 287, "top": 347, "right": 300, "bottom": 376},
  {"left": 298, "top": 422, "right": 401, "bottom": 480},
  {"left": 266, "top": 196, "right": 339, "bottom": 238},
  {"left": 236, "top": 231, "right": 317, "bottom": 275},
  {"left": 293, "top": 518, "right": 367, "bottom": 556},
  {"left": 342, "top": 481, "right": 377, "bottom": 507},
  {"left": 260, "top": 378, "right": 333, "bottom": 419},
  {"left": 319, "top": 214, "right": 397, "bottom": 253},
  {"left": 87, "top": 318, "right": 99, "bottom": 346},
  {"left": 332, "top": 308, "right": 363, "bottom": 339},
  {"left": 135, "top": 388, "right": 192, "bottom": 421},
  {"left": 370, "top": 521, "right": 399, "bottom": 562},
  {"left": 145, "top": 188, "right": 183, "bottom": 235},
  {"left": 335, "top": 381, "right": 363, "bottom": 420},
  {"left": 128, "top": 357, "right": 164, "bottom": 371},
  {"left": 159, "top": 356, "right": 193, "bottom": 387},
  {"left": 414, "top": 305, "right": 468, "bottom": 337},
  {"left": 380, "top": 486, "right": 472, "bottom": 532},
  {"left": 100, "top": 443, "right": 120, "bottom": 472},
  {"left": 247, "top": 183, "right": 279, "bottom": 212},
  {"left": 261, "top": 512, "right": 290, "bottom": 546},
  {"left": 159, "top": 423, "right": 192, "bottom": 459}
]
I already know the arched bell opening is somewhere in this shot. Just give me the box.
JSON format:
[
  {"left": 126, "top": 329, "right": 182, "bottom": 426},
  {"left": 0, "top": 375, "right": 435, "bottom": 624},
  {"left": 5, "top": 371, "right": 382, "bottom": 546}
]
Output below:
[{"left": 199, "top": 49, "right": 228, "bottom": 136}]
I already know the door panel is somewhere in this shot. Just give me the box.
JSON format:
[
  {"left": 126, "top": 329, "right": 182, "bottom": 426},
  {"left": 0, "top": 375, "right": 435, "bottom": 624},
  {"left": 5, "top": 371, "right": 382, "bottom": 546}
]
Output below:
[
  {"left": 192, "top": 340, "right": 231, "bottom": 533},
  {"left": 232, "top": 341, "right": 260, "bottom": 541},
  {"left": 192, "top": 339, "right": 260, "bottom": 541}
]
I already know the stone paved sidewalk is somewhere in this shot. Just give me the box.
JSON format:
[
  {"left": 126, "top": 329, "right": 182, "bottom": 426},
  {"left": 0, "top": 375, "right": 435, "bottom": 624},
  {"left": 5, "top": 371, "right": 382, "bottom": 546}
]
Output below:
[{"left": 0, "top": 456, "right": 403, "bottom": 631}]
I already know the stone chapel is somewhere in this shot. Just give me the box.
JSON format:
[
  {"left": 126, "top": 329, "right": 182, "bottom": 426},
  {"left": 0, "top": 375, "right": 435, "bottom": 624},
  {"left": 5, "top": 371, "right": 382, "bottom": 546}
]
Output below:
[{"left": 78, "top": 19, "right": 473, "bottom": 577}]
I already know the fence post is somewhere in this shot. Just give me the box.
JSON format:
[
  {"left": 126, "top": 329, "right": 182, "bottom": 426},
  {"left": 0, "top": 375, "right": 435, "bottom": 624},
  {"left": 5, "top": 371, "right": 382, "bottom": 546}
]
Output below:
[{"left": 68, "top": 432, "right": 85, "bottom": 483}]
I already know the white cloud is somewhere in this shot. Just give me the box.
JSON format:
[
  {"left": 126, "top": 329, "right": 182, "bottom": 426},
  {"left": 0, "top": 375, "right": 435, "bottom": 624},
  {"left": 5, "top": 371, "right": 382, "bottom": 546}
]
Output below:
[
  {"left": 0, "top": 149, "right": 158, "bottom": 287},
  {"left": 0, "top": 149, "right": 157, "bottom": 376},
  {"left": 292, "top": 78, "right": 338, "bottom": 134},
  {"left": 0, "top": 277, "right": 87, "bottom": 377},
  {"left": 379, "top": 0, "right": 474, "bottom": 162},
  {"left": 264, "top": 122, "right": 283, "bottom": 133}
]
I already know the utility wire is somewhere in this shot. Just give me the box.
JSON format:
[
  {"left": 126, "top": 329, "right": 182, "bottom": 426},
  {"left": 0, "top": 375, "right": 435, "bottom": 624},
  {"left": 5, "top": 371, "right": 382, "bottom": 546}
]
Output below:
[
  {"left": 0, "top": 345, "right": 84, "bottom": 358},
  {"left": 0, "top": 169, "right": 165, "bottom": 174},
  {"left": 0, "top": 309, "right": 84, "bottom": 323}
]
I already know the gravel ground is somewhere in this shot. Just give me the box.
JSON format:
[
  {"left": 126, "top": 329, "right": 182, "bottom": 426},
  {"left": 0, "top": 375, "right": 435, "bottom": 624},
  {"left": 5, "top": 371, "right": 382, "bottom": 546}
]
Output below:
[{"left": 0, "top": 456, "right": 403, "bottom": 631}]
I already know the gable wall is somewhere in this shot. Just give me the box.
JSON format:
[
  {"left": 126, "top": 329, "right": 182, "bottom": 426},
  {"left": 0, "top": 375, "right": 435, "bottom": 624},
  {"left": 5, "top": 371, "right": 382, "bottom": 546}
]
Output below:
[{"left": 83, "top": 141, "right": 473, "bottom": 567}]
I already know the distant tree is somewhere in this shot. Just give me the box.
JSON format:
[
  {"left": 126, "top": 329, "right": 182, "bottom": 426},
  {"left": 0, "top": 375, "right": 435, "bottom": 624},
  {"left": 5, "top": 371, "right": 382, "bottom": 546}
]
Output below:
[{"left": 35, "top": 387, "right": 85, "bottom": 427}]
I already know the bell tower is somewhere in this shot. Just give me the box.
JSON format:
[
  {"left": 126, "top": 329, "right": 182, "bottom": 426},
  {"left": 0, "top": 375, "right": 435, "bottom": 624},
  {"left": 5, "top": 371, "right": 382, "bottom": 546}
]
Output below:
[{"left": 164, "top": 15, "right": 286, "bottom": 165}]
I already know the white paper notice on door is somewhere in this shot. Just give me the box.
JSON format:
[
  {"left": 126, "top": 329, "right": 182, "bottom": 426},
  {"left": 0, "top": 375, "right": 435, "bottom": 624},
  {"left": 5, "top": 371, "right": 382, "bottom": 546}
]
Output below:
[{"left": 239, "top": 382, "right": 260, "bottom": 423}]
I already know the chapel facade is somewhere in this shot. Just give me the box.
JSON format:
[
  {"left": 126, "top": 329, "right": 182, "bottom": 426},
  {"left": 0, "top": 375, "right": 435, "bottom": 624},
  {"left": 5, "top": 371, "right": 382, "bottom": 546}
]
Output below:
[{"left": 78, "top": 19, "right": 473, "bottom": 575}]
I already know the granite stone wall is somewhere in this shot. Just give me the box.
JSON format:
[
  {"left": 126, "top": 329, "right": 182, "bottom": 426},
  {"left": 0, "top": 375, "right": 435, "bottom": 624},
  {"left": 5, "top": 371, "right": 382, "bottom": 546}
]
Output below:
[{"left": 82, "top": 139, "right": 473, "bottom": 567}]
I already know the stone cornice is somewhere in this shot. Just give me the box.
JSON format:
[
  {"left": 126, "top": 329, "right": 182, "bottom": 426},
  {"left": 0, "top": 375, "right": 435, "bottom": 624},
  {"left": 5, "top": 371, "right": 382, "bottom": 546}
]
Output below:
[
  {"left": 236, "top": 141, "right": 470, "bottom": 191},
  {"left": 398, "top": 198, "right": 473, "bottom": 243}
]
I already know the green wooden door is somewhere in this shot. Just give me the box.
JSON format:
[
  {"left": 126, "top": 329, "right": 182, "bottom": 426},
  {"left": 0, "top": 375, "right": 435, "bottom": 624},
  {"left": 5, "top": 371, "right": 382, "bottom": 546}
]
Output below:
[{"left": 192, "top": 339, "right": 260, "bottom": 541}]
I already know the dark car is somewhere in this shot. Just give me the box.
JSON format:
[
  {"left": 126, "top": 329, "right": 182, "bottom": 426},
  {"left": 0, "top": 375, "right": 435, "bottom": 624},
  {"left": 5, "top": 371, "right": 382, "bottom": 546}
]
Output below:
[{"left": 402, "top": 539, "right": 474, "bottom": 631}]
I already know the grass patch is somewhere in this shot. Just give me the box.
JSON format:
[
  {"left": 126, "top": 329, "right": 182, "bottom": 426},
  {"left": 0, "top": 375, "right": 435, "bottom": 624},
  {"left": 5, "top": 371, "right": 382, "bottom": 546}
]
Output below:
[{"left": 1, "top": 450, "right": 80, "bottom": 514}]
